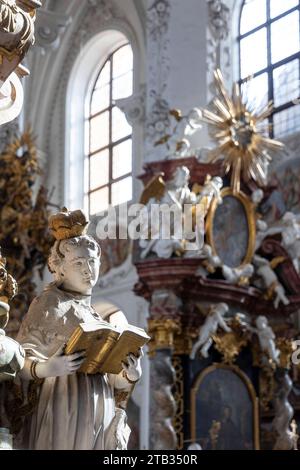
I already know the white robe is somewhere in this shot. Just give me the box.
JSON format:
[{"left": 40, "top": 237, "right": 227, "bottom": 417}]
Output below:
[{"left": 17, "top": 283, "right": 131, "bottom": 450}]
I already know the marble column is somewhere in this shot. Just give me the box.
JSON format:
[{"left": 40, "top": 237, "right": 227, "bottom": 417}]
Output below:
[
  {"left": 149, "top": 349, "right": 177, "bottom": 450},
  {"left": 272, "top": 368, "right": 294, "bottom": 450},
  {"left": 147, "top": 289, "right": 181, "bottom": 450}
]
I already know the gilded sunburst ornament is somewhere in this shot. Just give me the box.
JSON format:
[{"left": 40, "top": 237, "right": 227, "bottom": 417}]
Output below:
[{"left": 202, "top": 69, "right": 284, "bottom": 193}]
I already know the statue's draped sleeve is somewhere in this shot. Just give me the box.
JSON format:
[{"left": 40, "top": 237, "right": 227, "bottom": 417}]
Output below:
[
  {"left": 17, "top": 285, "right": 87, "bottom": 361},
  {"left": 17, "top": 284, "right": 135, "bottom": 392}
]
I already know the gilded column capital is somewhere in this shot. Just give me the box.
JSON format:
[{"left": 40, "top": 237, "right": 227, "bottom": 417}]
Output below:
[{"left": 148, "top": 317, "right": 181, "bottom": 356}]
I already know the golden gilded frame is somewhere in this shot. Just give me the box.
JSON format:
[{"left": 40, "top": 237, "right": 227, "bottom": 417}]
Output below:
[
  {"left": 206, "top": 187, "right": 256, "bottom": 267},
  {"left": 190, "top": 363, "right": 260, "bottom": 450}
]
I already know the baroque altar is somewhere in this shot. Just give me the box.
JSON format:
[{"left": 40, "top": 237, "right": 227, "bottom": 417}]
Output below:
[{"left": 133, "top": 71, "right": 300, "bottom": 450}]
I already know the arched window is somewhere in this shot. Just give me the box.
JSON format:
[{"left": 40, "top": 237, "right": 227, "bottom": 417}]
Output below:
[
  {"left": 87, "top": 43, "right": 133, "bottom": 215},
  {"left": 239, "top": 0, "right": 300, "bottom": 138}
]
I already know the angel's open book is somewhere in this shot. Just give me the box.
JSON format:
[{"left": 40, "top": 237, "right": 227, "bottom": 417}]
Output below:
[{"left": 65, "top": 319, "right": 150, "bottom": 375}]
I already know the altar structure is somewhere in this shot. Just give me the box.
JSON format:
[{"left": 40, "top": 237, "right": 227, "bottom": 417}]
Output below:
[
  {"left": 0, "top": 0, "right": 300, "bottom": 452},
  {"left": 133, "top": 71, "right": 300, "bottom": 450}
]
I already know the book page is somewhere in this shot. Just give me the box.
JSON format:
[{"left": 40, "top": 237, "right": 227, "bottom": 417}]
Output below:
[{"left": 99, "top": 328, "right": 150, "bottom": 374}]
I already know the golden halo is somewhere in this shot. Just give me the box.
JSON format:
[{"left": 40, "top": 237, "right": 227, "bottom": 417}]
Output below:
[{"left": 202, "top": 69, "right": 284, "bottom": 193}]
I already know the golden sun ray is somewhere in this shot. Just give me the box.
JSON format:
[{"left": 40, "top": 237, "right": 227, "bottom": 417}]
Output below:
[{"left": 202, "top": 69, "right": 284, "bottom": 193}]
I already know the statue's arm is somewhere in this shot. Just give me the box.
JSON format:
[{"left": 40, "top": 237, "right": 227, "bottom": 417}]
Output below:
[
  {"left": 17, "top": 357, "right": 34, "bottom": 381},
  {"left": 108, "top": 352, "right": 143, "bottom": 390},
  {"left": 108, "top": 371, "right": 134, "bottom": 391},
  {"left": 248, "top": 325, "right": 257, "bottom": 334},
  {"left": 218, "top": 314, "right": 231, "bottom": 332}
]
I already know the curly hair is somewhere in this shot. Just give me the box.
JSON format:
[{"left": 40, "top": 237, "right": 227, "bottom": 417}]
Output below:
[{"left": 48, "top": 235, "right": 101, "bottom": 282}]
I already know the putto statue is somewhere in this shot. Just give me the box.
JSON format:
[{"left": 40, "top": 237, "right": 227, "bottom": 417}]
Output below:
[
  {"left": 190, "top": 302, "right": 231, "bottom": 359},
  {"left": 155, "top": 107, "right": 203, "bottom": 159},
  {"left": 279, "top": 212, "right": 300, "bottom": 274},
  {"left": 250, "top": 315, "right": 280, "bottom": 365},
  {"left": 139, "top": 166, "right": 194, "bottom": 259},
  {"left": 16, "top": 208, "right": 143, "bottom": 450},
  {"left": 222, "top": 263, "right": 254, "bottom": 286},
  {"left": 139, "top": 167, "right": 223, "bottom": 259},
  {"left": 253, "top": 254, "right": 289, "bottom": 309}
]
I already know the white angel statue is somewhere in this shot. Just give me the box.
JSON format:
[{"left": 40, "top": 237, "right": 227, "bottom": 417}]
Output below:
[
  {"left": 253, "top": 254, "right": 289, "bottom": 309},
  {"left": 280, "top": 212, "right": 300, "bottom": 274},
  {"left": 192, "top": 175, "right": 223, "bottom": 252},
  {"left": 195, "top": 243, "right": 222, "bottom": 277},
  {"left": 190, "top": 303, "right": 231, "bottom": 359},
  {"left": 250, "top": 316, "right": 280, "bottom": 365},
  {"left": 222, "top": 263, "right": 254, "bottom": 285},
  {"left": 139, "top": 166, "right": 196, "bottom": 259},
  {"left": 155, "top": 108, "right": 203, "bottom": 159}
]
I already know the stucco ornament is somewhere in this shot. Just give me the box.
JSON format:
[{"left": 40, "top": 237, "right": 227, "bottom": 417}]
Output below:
[
  {"left": 0, "top": 250, "right": 23, "bottom": 382},
  {"left": 0, "top": 0, "right": 41, "bottom": 125},
  {"left": 190, "top": 302, "right": 231, "bottom": 359}
]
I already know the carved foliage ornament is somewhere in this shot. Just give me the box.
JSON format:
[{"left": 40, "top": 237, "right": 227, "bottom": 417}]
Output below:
[
  {"left": 146, "top": 0, "right": 172, "bottom": 155},
  {"left": 146, "top": 90, "right": 171, "bottom": 148},
  {"left": 148, "top": 318, "right": 181, "bottom": 356},
  {"left": 115, "top": 85, "right": 146, "bottom": 126},
  {"left": 0, "top": 250, "right": 17, "bottom": 329},
  {"left": 212, "top": 314, "right": 251, "bottom": 364},
  {"left": 207, "top": 0, "right": 230, "bottom": 41},
  {"left": 0, "top": 130, "right": 52, "bottom": 336},
  {"left": 87, "top": 0, "right": 113, "bottom": 21},
  {"left": 147, "top": 0, "right": 171, "bottom": 41}
]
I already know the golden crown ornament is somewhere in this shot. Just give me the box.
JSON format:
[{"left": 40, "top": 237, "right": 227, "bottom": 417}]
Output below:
[{"left": 48, "top": 208, "right": 89, "bottom": 241}]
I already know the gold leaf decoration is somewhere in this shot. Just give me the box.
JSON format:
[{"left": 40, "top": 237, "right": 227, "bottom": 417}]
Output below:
[{"left": 202, "top": 69, "right": 284, "bottom": 193}]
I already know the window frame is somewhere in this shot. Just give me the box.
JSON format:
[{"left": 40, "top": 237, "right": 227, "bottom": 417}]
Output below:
[
  {"left": 238, "top": 0, "right": 300, "bottom": 138},
  {"left": 87, "top": 43, "right": 133, "bottom": 215}
]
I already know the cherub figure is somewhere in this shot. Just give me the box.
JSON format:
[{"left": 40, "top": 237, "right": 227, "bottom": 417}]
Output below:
[
  {"left": 155, "top": 108, "right": 203, "bottom": 159},
  {"left": 139, "top": 168, "right": 223, "bottom": 259},
  {"left": 280, "top": 212, "right": 300, "bottom": 273},
  {"left": 190, "top": 303, "right": 231, "bottom": 359},
  {"left": 198, "top": 175, "right": 223, "bottom": 207},
  {"left": 222, "top": 263, "right": 254, "bottom": 285},
  {"left": 190, "top": 175, "right": 223, "bottom": 252},
  {"left": 250, "top": 315, "right": 280, "bottom": 365},
  {"left": 253, "top": 254, "right": 289, "bottom": 309},
  {"left": 139, "top": 166, "right": 196, "bottom": 259},
  {"left": 195, "top": 243, "right": 222, "bottom": 277}
]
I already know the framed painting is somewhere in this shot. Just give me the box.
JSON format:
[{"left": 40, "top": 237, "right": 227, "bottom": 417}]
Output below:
[
  {"left": 206, "top": 188, "right": 256, "bottom": 268},
  {"left": 190, "top": 364, "right": 259, "bottom": 450}
]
